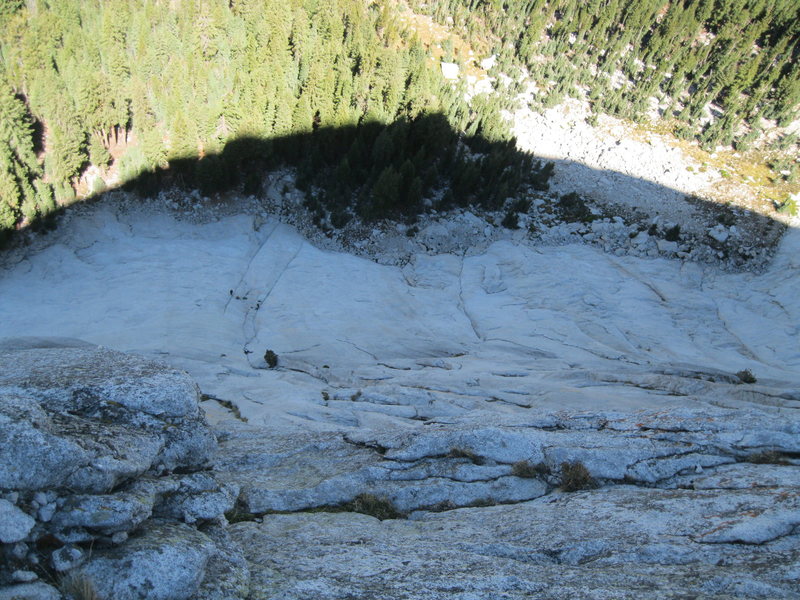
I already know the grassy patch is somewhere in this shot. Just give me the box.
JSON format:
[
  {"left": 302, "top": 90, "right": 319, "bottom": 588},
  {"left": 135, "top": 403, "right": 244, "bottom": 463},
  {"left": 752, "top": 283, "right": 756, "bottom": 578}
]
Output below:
[
  {"left": 225, "top": 506, "right": 260, "bottom": 524},
  {"left": 60, "top": 572, "right": 99, "bottom": 600},
  {"left": 511, "top": 460, "right": 549, "bottom": 478},
  {"left": 344, "top": 493, "right": 404, "bottom": 520},
  {"left": 468, "top": 497, "right": 495, "bottom": 508},
  {"left": 777, "top": 196, "right": 797, "bottom": 216},
  {"left": 560, "top": 461, "right": 596, "bottom": 492},
  {"left": 394, "top": 1, "right": 490, "bottom": 78},
  {"left": 425, "top": 500, "right": 457, "bottom": 512},
  {"left": 621, "top": 117, "right": 799, "bottom": 216}
]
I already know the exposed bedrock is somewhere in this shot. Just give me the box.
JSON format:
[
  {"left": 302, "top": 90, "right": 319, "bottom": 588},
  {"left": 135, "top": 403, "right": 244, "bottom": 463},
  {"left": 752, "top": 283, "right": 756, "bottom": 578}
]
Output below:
[
  {"left": 215, "top": 406, "right": 799, "bottom": 599},
  {"left": 0, "top": 341, "right": 244, "bottom": 599},
  {"left": 233, "top": 486, "right": 799, "bottom": 600},
  {"left": 1, "top": 340, "right": 798, "bottom": 599}
]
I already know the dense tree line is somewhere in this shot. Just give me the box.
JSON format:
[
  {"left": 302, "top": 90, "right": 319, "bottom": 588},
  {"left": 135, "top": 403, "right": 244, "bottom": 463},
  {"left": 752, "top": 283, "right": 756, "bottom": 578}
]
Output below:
[
  {"left": 410, "top": 0, "right": 800, "bottom": 150},
  {"left": 0, "top": 0, "right": 551, "bottom": 238}
]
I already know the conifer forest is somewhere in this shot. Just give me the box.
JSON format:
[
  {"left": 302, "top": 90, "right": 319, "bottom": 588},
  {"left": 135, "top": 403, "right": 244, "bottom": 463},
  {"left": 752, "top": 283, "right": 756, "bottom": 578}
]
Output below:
[{"left": 0, "top": 0, "right": 797, "bottom": 238}]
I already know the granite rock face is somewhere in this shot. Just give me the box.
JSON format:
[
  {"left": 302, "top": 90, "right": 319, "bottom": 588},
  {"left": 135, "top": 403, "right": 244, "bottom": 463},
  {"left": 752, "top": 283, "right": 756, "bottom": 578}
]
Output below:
[
  {"left": 232, "top": 483, "right": 799, "bottom": 599},
  {"left": 214, "top": 409, "right": 799, "bottom": 514},
  {"left": 75, "top": 521, "right": 218, "bottom": 600},
  {"left": 2, "top": 339, "right": 799, "bottom": 599},
  {"left": 0, "top": 342, "right": 216, "bottom": 493},
  {"left": 214, "top": 407, "right": 799, "bottom": 599},
  {"left": 0, "top": 340, "right": 242, "bottom": 598}
]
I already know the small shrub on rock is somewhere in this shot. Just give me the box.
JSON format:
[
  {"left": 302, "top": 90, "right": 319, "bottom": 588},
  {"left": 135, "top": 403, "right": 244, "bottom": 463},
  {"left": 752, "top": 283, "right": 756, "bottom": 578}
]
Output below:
[
  {"left": 264, "top": 349, "right": 278, "bottom": 368},
  {"left": 510, "top": 198, "right": 532, "bottom": 213},
  {"left": 512, "top": 460, "right": 549, "bottom": 478},
  {"left": 560, "top": 461, "right": 596, "bottom": 492},
  {"left": 501, "top": 210, "right": 520, "bottom": 229},
  {"left": 558, "top": 192, "right": 593, "bottom": 223},
  {"left": 735, "top": 369, "right": 756, "bottom": 384},
  {"left": 345, "top": 493, "right": 403, "bottom": 520},
  {"left": 664, "top": 224, "right": 681, "bottom": 242}
]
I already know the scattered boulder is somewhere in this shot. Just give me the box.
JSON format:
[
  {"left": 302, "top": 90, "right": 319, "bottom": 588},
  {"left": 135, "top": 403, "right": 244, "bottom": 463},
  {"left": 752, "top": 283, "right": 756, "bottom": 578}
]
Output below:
[
  {"left": 154, "top": 473, "right": 239, "bottom": 524},
  {"left": 708, "top": 223, "right": 730, "bottom": 243},
  {"left": 656, "top": 238, "right": 678, "bottom": 253},
  {"left": 50, "top": 545, "right": 84, "bottom": 573},
  {"left": 440, "top": 62, "right": 459, "bottom": 80}
]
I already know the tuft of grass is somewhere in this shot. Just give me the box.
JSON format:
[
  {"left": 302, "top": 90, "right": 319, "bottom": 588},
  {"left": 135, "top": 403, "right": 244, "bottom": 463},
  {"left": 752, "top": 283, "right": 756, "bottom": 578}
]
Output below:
[
  {"left": 511, "top": 460, "right": 549, "bottom": 478},
  {"left": 448, "top": 447, "right": 485, "bottom": 465},
  {"left": 60, "top": 572, "right": 99, "bottom": 600},
  {"left": 560, "top": 461, "right": 596, "bottom": 492},
  {"left": 344, "top": 493, "right": 403, "bottom": 520},
  {"left": 264, "top": 349, "right": 279, "bottom": 368},
  {"left": 745, "top": 451, "right": 790, "bottom": 465},
  {"left": 735, "top": 369, "right": 757, "bottom": 384}
]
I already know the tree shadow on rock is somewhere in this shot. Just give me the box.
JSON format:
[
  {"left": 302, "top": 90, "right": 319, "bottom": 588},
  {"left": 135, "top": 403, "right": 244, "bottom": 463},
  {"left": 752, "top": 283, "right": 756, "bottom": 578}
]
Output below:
[{"left": 5, "top": 111, "right": 789, "bottom": 270}]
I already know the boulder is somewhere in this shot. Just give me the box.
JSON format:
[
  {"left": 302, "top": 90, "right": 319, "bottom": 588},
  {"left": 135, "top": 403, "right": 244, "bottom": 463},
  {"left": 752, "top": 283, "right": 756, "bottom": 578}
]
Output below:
[
  {"left": 0, "top": 341, "right": 239, "bottom": 594},
  {"left": 75, "top": 521, "right": 216, "bottom": 600},
  {"left": 153, "top": 473, "right": 239, "bottom": 524},
  {"left": 440, "top": 62, "right": 459, "bottom": 80},
  {"left": 0, "top": 500, "right": 35, "bottom": 544},
  {"left": 0, "top": 582, "right": 60, "bottom": 600},
  {"left": 0, "top": 344, "right": 217, "bottom": 494}
]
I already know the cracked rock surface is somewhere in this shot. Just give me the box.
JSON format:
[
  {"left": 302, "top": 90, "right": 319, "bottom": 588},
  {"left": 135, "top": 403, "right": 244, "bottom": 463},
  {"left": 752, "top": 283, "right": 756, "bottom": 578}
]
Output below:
[
  {"left": 233, "top": 486, "right": 799, "bottom": 599},
  {"left": 215, "top": 414, "right": 799, "bottom": 598},
  {"left": 1, "top": 201, "right": 799, "bottom": 598}
]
